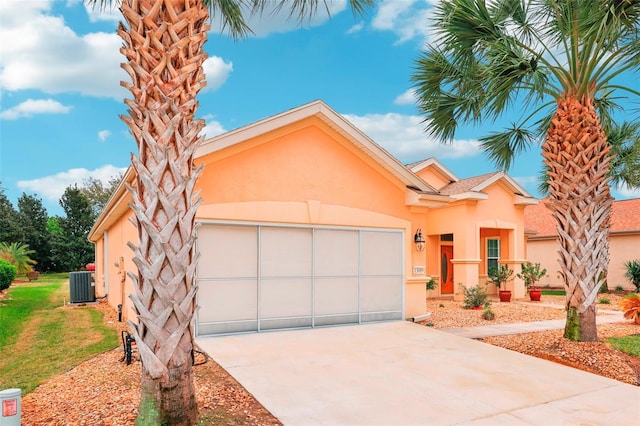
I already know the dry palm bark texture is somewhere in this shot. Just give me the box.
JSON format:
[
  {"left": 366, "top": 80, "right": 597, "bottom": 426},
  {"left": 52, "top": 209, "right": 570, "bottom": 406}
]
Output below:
[
  {"left": 543, "top": 96, "right": 613, "bottom": 342},
  {"left": 117, "top": 0, "right": 209, "bottom": 422}
]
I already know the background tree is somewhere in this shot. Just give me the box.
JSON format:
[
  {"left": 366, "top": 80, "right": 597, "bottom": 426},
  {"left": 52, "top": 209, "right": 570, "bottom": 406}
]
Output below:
[
  {"left": 412, "top": 0, "right": 640, "bottom": 341},
  {"left": 46, "top": 217, "right": 67, "bottom": 273},
  {"left": 58, "top": 185, "right": 96, "bottom": 271},
  {"left": 0, "top": 184, "right": 22, "bottom": 244},
  {"left": 80, "top": 174, "right": 123, "bottom": 216},
  {"left": 16, "top": 193, "right": 53, "bottom": 272},
  {"left": 87, "top": 0, "right": 375, "bottom": 424}
]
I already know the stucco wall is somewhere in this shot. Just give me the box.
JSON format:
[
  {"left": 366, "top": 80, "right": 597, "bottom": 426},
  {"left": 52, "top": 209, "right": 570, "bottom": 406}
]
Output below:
[{"left": 527, "top": 233, "right": 639, "bottom": 291}]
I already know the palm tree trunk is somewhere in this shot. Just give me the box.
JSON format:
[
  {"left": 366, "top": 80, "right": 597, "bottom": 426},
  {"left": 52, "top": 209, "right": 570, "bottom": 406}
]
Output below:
[
  {"left": 542, "top": 96, "right": 613, "bottom": 342},
  {"left": 117, "top": 0, "right": 209, "bottom": 423}
]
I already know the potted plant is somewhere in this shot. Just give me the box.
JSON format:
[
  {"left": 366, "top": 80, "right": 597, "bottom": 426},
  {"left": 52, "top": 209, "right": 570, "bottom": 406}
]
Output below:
[
  {"left": 517, "top": 261, "right": 547, "bottom": 301},
  {"left": 487, "top": 265, "right": 514, "bottom": 302}
]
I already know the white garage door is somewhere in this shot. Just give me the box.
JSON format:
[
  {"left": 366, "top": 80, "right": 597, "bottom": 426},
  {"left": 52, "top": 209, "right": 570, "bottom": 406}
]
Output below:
[{"left": 196, "top": 224, "right": 404, "bottom": 336}]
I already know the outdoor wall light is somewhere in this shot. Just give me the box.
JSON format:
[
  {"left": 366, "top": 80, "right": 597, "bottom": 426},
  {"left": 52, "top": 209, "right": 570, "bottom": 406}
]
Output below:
[{"left": 414, "top": 228, "right": 425, "bottom": 252}]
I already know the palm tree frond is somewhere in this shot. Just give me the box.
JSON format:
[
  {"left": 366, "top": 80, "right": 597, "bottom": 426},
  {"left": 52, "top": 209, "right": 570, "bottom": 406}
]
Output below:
[{"left": 479, "top": 124, "right": 537, "bottom": 170}]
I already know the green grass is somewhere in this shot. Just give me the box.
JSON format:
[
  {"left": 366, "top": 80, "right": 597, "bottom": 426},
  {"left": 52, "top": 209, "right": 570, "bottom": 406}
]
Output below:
[
  {"left": 607, "top": 335, "right": 640, "bottom": 358},
  {"left": 541, "top": 289, "right": 566, "bottom": 296},
  {"left": 0, "top": 273, "right": 119, "bottom": 394}
]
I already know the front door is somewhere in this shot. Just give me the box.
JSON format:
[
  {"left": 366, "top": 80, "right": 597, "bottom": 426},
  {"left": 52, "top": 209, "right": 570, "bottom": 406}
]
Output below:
[{"left": 440, "top": 246, "right": 454, "bottom": 294}]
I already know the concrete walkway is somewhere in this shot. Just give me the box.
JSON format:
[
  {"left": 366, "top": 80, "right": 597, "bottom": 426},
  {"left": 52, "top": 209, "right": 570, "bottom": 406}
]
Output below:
[
  {"left": 441, "top": 308, "right": 624, "bottom": 338},
  {"left": 197, "top": 320, "right": 640, "bottom": 425}
]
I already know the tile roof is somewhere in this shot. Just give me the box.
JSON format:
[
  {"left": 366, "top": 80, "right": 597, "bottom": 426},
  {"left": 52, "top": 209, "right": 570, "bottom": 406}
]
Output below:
[
  {"left": 525, "top": 198, "right": 640, "bottom": 237},
  {"left": 438, "top": 172, "right": 502, "bottom": 195}
]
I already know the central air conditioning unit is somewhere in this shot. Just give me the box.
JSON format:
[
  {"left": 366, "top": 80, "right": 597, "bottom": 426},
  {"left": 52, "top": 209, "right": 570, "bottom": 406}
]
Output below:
[{"left": 69, "top": 271, "right": 96, "bottom": 303}]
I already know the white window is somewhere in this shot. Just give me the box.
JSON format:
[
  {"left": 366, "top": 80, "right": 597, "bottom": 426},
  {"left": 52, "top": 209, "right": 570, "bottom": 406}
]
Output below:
[{"left": 487, "top": 238, "right": 500, "bottom": 272}]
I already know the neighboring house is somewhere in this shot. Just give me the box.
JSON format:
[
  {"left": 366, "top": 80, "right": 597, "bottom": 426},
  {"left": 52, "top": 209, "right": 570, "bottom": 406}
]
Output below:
[
  {"left": 525, "top": 198, "right": 640, "bottom": 290},
  {"left": 89, "top": 100, "right": 537, "bottom": 336}
]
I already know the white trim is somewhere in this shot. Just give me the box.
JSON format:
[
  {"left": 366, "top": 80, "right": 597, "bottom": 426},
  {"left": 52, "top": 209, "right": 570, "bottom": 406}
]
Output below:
[
  {"left": 449, "top": 192, "right": 488, "bottom": 201},
  {"left": 103, "top": 231, "right": 109, "bottom": 295},
  {"left": 409, "top": 157, "right": 459, "bottom": 182},
  {"left": 486, "top": 237, "right": 501, "bottom": 271}
]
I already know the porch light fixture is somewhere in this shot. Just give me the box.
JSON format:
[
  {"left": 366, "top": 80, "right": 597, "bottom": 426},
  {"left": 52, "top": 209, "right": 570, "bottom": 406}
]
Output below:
[{"left": 414, "top": 228, "right": 425, "bottom": 252}]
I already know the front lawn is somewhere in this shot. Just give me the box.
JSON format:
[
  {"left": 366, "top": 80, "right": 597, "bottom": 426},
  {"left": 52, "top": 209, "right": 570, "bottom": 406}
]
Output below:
[
  {"left": 0, "top": 274, "right": 119, "bottom": 394},
  {"left": 607, "top": 335, "right": 640, "bottom": 358}
]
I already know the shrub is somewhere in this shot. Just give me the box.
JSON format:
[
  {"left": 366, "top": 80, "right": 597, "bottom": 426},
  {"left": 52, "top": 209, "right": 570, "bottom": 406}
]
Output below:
[
  {"left": 462, "top": 284, "right": 488, "bottom": 309},
  {"left": 619, "top": 294, "right": 640, "bottom": 324},
  {"left": 0, "top": 259, "right": 17, "bottom": 291},
  {"left": 482, "top": 305, "right": 495, "bottom": 320},
  {"left": 425, "top": 278, "right": 438, "bottom": 291},
  {"left": 624, "top": 260, "right": 640, "bottom": 293},
  {"left": 598, "top": 297, "right": 611, "bottom": 304},
  {"left": 615, "top": 285, "right": 625, "bottom": 294}
]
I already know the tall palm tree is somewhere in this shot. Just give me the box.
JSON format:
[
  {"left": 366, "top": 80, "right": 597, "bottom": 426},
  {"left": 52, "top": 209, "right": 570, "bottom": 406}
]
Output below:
[
  {"left": 412, "top": 0, "right": 640, "bottom": 342},
  {"left": 88, "top": 0, "right": 374, "bottom": 424}
]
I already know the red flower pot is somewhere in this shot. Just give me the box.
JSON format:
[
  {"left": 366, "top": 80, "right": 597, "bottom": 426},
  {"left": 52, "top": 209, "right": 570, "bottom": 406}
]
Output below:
[
  {"left": 529, "top": 289, "right": 542, "bottom": 301},
  {"left": 499, "top": 290, "right": 512, "bottom": 302}
]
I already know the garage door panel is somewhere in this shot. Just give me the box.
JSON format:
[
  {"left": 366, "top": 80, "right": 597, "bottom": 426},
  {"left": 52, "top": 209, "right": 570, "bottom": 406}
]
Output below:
[
  {"left": 361, "top": 231, "right": 403, "bottom": 276},
  {"left": 198, "top": 279, "right": 258, "bottom": 323},
  {"left": 198, "top": 225, "right": 257, "bottom": 278},
  {"left": 261, "top": 227, "right": 312, "bottom": 277},
  {"left": 361, "top": 277, "right": 403, "bottom": 313},
  {"left": 260, "top": 278, "right": 312, "bottom": 319},
  {"left": 315, "top": 229, "right": 359, "bottom": 276},
  {"left": 198, "top": 320, "right": 258, "bottom": 335},
  {"left": 314, "top": 277, "right": 358, "bottom": 316},
  {"left": 197, "top": 224, "right": 404, "bottom": 336}
]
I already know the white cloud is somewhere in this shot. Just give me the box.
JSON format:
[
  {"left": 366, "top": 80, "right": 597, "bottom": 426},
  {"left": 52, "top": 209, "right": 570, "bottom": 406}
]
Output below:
[
  {"left": 614, "top": 184, "right": 640, "bottom": 200},
  {"left": 342, "top": 112, "right": 481, "bottom": 163},
  {"left": 394, "top": 89, "right": 417, "bottom": 105},
  {"left": 16, "top": 164, "right": 128, "bottom": 203},
  {"left": 346, "top": 22, "right": 364, "bottom": 35},
  {"left": 202, "top": 57, "right": 233, "bottom": 91},
  {"left": 0, "top": 1, "right": 126, "bottom": 100},
  {"left": 98, "top": 130, "right": 111, "bottom": 142},
  {"left": 0, "top": 98, "right": 72, "bottom": 120},
  {"left": 201, "top": 118, "right": 227, "bottom": 139},
  {"left": 371, "top": 0, "right": 434, "bottom": 44}
]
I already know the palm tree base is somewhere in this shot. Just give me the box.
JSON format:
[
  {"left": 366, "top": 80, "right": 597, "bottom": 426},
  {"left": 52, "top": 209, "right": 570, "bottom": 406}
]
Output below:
[
  {"left": 139, "top": 362, "right": 198, "bottom": 425},
  {"left": 564, "top": 305, "right": 598, "bottom": 342}
]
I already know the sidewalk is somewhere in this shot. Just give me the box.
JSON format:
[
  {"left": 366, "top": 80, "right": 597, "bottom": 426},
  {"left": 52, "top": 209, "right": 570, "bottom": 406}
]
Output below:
[{"left": 440, "top": 305, "right": 625, "bottom": 338}]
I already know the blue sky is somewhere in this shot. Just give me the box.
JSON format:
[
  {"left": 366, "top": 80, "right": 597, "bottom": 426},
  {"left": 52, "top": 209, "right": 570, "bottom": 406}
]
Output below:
[{"left": 1, "top": 0, "right": 639, "bottom": 216}]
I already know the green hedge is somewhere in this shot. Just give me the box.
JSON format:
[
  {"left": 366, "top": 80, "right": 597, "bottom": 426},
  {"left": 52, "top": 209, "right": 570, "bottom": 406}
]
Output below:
[{"left": 0, "top": 259, "right": 17, "bottom": 291}]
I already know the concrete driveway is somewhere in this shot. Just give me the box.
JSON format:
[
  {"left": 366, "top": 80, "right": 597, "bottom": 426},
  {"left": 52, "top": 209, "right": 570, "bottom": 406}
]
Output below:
[{"left": 196, "top": 321, "right": 640, "bottom": 425}]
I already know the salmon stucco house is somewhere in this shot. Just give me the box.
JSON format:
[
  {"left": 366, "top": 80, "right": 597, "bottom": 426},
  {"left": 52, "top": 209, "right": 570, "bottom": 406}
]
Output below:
[
  {"left": 525, "top": 198, "right": 640, "bottom": 291},
  {"left": 89, "top": 101, "right": 538, "bottom": 336}
]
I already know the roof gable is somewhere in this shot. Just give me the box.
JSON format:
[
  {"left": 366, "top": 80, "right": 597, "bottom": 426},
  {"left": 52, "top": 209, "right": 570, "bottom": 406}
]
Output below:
[{"left": 196, "top": 100, "right": 439, "bottom": 194}]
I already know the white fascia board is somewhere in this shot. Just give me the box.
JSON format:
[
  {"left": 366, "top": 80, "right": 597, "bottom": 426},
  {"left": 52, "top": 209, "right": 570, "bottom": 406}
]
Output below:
[
  {"left": 449, "top": 191, "right": 489, "bottom": 200},
  {"left": 88, "top": 166, "right": 135, "bottom": 242},
  {"left": 409, "top": 157, "right": 460, "bottom": 182},
  {"left": 514, "top": 195, "right": 539, "bottom": 205},
  {"left": 471, "top": 171, "right": 534, "bottom": 198}
]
